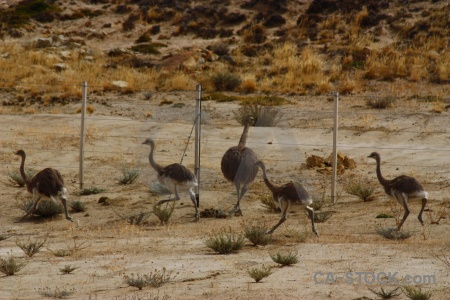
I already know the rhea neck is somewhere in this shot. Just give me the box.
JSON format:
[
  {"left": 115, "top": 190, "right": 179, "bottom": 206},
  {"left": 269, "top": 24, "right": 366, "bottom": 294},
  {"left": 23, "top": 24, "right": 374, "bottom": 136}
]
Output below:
[
  {"left": 18, "top": 152, "right": 32, "bottom": 192},
  {"left": 147, "top": 141, "right": 163, "bottom": 173},
  {"left": 257, "top": 162, "right": 277, "bottom": 193},
  {"left": 373, "top": 155, "right": 388, "bottom": 186},
  {"left": 238, "top": 120, "right": 252, "bottom": 148}
]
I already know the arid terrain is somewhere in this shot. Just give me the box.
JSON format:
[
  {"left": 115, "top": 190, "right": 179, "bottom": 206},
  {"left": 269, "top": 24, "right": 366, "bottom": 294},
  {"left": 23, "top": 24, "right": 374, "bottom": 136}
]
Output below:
[{"left": 0, "top": 0, "right": 449, "bottom": 299}]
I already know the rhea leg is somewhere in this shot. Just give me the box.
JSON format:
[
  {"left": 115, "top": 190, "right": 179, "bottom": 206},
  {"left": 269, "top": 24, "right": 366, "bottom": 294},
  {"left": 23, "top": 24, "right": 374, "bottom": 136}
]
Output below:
[
  {"left": 396, "top": 192, "right": 410, "bottom": 230},
  {"left": 306, "top": 206, "right": 319, "bottom": 237},
  {"left": 157, "top": 185, "right": 181, "bottom": 206},
  {"left": 418, "top": 197, "right": 427, "bottom": 225},
  {"left": 267, "top": 198, "right": 290, "bottom": 234},
  {"left": 16, "top": 190, "right": 42, "bottom": 222},
  {"left": 188, "top": 189, "right": 199, "bottom": 221},
  {"left": 56, "top": 195, "right": 73, "bottom": 222},
  {"left": 229, "top": 182, "right": 242, "bottom": 214}
]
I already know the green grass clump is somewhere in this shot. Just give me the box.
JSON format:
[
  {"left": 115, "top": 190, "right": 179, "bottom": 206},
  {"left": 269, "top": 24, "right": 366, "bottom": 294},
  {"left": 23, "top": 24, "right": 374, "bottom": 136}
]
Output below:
[
  {"left": 115, "top": 209, "right": 153, "bottom": 225},
  {"left": 7, "top": 169, "right": 35, "bottom": 187},
  {"left": 344, "top": 177, "right": 375, "bottom": 202},
  {"left": 38, "top": 287, "right": 76, "bottom": 299},
  {"left": 49, "top": 249, "right": 73, "bottom": 257},
  {"left": 248, "top": 265, "right": 274, "bottom": 283},
  {"left": 59, "top": 265, "right": 79, "bottom": 274},
  {"left": 402, "top": 286, "right": 432, "bottom": 300},
  {"left": 0, "top": 253, "right": 27, "bottom": 276},
  {"left": 270, "top": 251, "right": 299, "bottom": 266},
  {"left": 244, "top": 222, "right": 272, "bottom": 246},
  {"left": 118, "top": 165, "right": 141, "bottom": 184},
  {"left": 204, "top": 227, "right": 246, "bottom": 254},
  {"left": 69, "top": 200, "right": 86, "bottom": 213},
  {"left": 16, "top": 237, "right": 47, "bottom": 257},
  {"left": 124, "top": 268, "right": 172, "bottom": 290},
  {"left": 368, "top": 286, "right": 401, "bottom": 299},
  {"left": 19, "top": 199, "right": 63, "bottom": 219},
  {"left": 377, "top": 227, "right": 411, "bottom": 240},
  {"left": 153, "top": 202, "right": 175, "bottom": 224},
  {"left": 239, "top": 95, "right": 289, "bottom": 106},
  {"left": 78, "top": 187, "right": 105, "bottom": 195}
]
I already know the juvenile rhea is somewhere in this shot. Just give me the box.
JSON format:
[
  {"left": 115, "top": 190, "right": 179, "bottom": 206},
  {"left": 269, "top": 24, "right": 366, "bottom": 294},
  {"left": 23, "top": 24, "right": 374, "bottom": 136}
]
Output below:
[
  {"left": 15, "top": 149, "right": 72, "bottom": 222},
  {"left": 368, "top": 152, "right": 428, "bottom": 230},
  {"left": 255, "top": 160, "right": 318, "bottom": 237},
  {"left": 221, "top": 117, "right": 259, "bottom": 215},
  {"left": 143, "top": 138, "right": 199, "bottom": 221}
]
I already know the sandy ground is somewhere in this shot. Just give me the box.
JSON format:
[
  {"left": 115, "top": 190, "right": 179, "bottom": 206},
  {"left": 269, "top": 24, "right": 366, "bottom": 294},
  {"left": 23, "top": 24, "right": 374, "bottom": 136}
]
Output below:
[{"left": 0, "top": 90, "right": 449, "bottom": 300}]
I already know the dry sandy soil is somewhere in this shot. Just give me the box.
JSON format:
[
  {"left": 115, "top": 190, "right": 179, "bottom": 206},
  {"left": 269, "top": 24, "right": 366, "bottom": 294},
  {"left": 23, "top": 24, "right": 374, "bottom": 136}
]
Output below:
[{"left": 0, "top": 88, "right": 449, "bottom": 300}]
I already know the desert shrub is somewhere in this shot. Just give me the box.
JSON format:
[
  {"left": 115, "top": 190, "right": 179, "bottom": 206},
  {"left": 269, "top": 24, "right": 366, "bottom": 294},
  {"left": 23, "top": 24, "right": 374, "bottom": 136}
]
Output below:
[
  {"left": 49, "top": 249, "right": 73, "bottom": 257},
  {"left": 244, "top": 222, "right": 272, "bottom": 246},
  {"left": 248, "top": 265, "right": 274, "bottom": 283},
  {"left": 430, "top": 249, "right": 450, "bottom": 268},
  {"left": 129, "top": 43, "right": 165, "bottom": 54},
  {"left": 19, "top": 198, "right": 63, "bottom": 219},
  {"left": 240, "top": 79, "right": 257, "bottom": 93},
  {"left": 122, "top": 13, "right": 139, "bottom": 31},
  {"left": 69, "top": 200, "right": 86, "bottom": 213},
  {"left": 284, "top": 226, "right": 310, "bottom": 243},
  {"left": 204, "top": 227, "right": 246, "bottom": 254},
  {"left": 344, "top": 176, "right": 375, "bottom": 202},
  {"left": 240, "top": 95, "right": 288, "bottom": 106},
  {"left": 366, "top": 96, "right": 396, "bottom": 109},
  {"left": 368, "top": 286, "right": 401, "bottom": 299},
  {"left": 270, "top": 251, "right": 299, "bottom": 266},
  {"left": 153, "top": 202, "right": 175, "bottom": 224},
  {"left": 38, "top": 287, "right": 76, "bottom": 299},
  {"left": 59, "top": 265, "right": 78, "bottom": 274},
  {"left": 209, "top": 43, "right": 229, "bottom": 56},
  {"left": 16, "top": 237, "right": 47, "bottom": 257},
  {"left": 402, "top": 286, "right": 432, "bottom": 300},
  {"left": 115, "top": 210, "right": 152, "bottom": 225},
  {"left": 118, "top": 165, "right": 141, "bottom": 184},
  {"left": 78, "top": 187, "right": 105, "bottom": 195},
  {"left": 426, "top": 199, "right": 450, "bottom": 225},
  {"left": 0, "top": 253, "right": 27, "bottom": 276},
  {"left": 7, "top": 169, "right": 35, "bottom": 187},
  {"left": 377, "top": 227, "right": 411, "bottom": 240},
  {"left": 211, "top": 72, "right": 242, "bottom": 91},
  {"left": 124, "top": 268, "right": 172, "bottom": 290},
  {"left": 233, "top": 104, "right": 283, "bottom": 127},
  {"left": 242, "top": 23, "right": 267, "bottom": 44},
  {"left": 135, "top": 33, "right": 151, "bottom": 44}
]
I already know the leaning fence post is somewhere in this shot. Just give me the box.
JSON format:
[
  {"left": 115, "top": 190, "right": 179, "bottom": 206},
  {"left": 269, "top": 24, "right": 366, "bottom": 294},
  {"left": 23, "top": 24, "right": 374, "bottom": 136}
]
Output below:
[
  {"left": 331, "top": 91, "right": 339, "bottom": 203},
  {"left": 194, "top": 84, "right": 202, "bottom": 207},
  {"left": 79, "top": 81, "right": 87, "bottom": 190}
]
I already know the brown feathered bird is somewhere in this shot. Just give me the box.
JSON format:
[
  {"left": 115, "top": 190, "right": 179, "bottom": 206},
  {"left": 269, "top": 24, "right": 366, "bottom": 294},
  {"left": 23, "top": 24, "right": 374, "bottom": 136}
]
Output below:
[
  {"left": 220, "top": 117, "right": 259, "bottom": 215},
  {"left": 255, "top": 160, "right": 318, "bottom": 236},
  {"left": 368, "top": 152, "right": 428, "bottom": 230},
  {"left": 15, "top": 149, "right": 72, "bottom": 222},
  {"left": 143, "top": 138, "right": 199, "bottom": 221}
]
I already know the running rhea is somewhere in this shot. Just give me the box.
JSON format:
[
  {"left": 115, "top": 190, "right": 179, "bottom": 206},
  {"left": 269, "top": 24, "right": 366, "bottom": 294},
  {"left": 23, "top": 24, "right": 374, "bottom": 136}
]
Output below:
[
  {"left": 220, "top": 117, "right": 259, "bottom": 215},
  {"left": 368, "top": 152, "right": 428, "bottom": 230},
  {"left": 255, "top": 160, "right": 318, "bottom": 236},
  {"left": 14, "top": 149, "right": 73, "bottom": 222},
  {"left": 143, "top": 138, "right": 199, "bottom": 221}
]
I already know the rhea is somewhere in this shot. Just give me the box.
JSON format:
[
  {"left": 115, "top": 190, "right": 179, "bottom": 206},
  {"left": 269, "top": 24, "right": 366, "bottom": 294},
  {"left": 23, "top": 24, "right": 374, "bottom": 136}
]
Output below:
[
  {"left": 221, "top": 117, "right": 259, "bottom": 215},
  {"left": 14, "top": 149, "right": 72, "bottom": 222},
  {"left": 368, "top": 152, "right": 428, "bottom": 230},
  {"left": 143, "top": 138, "right": 199, "bottom": 221},
  {"left": 255, "top": 160, "right": 318, "bottom": 236}
]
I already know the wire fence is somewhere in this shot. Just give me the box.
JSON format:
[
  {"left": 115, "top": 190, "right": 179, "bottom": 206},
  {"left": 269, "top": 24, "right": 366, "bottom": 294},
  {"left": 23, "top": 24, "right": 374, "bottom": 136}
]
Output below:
[{"left": 1, "top": 82, "right": 449, "bottom": 198}]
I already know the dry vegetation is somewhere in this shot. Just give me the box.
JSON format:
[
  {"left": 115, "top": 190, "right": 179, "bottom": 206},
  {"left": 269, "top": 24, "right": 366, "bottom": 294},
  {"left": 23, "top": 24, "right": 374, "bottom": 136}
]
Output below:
[{"left": 0, "top": 1, "right": 449, "bottom": 299}]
